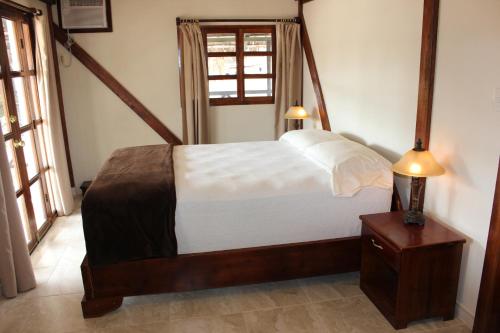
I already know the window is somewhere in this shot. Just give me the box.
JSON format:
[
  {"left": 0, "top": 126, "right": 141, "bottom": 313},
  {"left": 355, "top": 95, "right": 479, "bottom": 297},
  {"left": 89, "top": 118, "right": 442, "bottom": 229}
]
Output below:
[
  {"left": 0, "top": 4, "right": 56, "bottom": 252},
  {"left": 202, "top": 26, "right": 276, "bottom": 106}
]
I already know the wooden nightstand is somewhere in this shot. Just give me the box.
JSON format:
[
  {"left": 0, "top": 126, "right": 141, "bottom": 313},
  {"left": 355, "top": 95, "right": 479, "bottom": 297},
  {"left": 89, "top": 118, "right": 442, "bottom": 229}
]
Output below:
[{"left": 359, "top": 211, "right": 466, "bottom": 330}]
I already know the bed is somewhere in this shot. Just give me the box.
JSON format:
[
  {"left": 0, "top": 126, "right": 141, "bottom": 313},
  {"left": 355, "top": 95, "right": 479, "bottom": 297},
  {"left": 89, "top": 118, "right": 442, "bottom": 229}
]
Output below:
[{"left": 79, "top": 130, "right": 397, "bottom": 317}]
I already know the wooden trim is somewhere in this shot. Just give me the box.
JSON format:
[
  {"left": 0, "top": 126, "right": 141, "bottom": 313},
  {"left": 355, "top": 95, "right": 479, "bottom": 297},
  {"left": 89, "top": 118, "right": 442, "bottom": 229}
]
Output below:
[
  {"left": 53, "top": 24, "right": 182, "bottom": 145},
  {"left": 45, "top": 2, "right": 75, "bottom": 187},
  {"left": 80, "top": 236, "right": 361, "bottom": 317},
  {"left": 473, "top": 158, "right": 500, "bottom": 332},
  {"left": 413, "top": 0, "right": 440, "bottom": 210},
  {"left": 56, "top": 0, "right": 112, "bottom": 33},
  {"left": 299, "top": 1, "right": 331, "bottom": 131}
]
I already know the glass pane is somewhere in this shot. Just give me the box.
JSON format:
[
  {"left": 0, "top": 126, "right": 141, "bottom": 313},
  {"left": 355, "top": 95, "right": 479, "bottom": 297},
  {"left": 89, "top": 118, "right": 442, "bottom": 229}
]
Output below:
[
  {"left": 17, "top": 195, "right": 32, "bottom": 243},
  {"left": 22, "top": 24, "right": 34, "bottom": 71},
  {"left": 34, "top": 127, "right": 48, "bottom": 168},
  {"left": 209, "top": 80, "right": 237, "bottom": 99},
  {"left": 21, "top": 131, "right": 39, "bottom": 180},
  {"left": 2, "top": 19, "right": 21, "bottom": 71},
  {"left": 0, "top": 80, "right": 10, "bottom": 134},
  {"left": 31, "top": 180, "right": 47, "bottom": 229},
  {"left": 244, "top": 56, "right": 272, "bottom": 74},
  {"left": 208, "top": 57, "right": 237, "bottom": 76},
  {"left": 13, "top": 77, "right": 30, "bottom": 127},
  {"left": 207, "top": 33, "right": 236, "bottom": 53},
  {"left": 5, "top": 139, "right": 21, "bottom": 192},
  {"left": 245, "top": 78, "right": 273, "bottom": 97},
  {"left": 244, "top": 32, "right": 272, "bottom": 52},
  {"left": 29, "top": 76, "right": 40, "bottom": 120}
]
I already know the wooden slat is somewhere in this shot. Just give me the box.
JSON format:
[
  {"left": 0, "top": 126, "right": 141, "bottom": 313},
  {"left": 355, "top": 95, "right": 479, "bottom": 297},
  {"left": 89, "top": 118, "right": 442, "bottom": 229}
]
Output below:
[
  {"left": 473, "top": 158, "right": 500, "bottom": 332},
  {"left": 299, "top": 2, "right": 331, "bottom": 131},
  {"left": 53, "top": 24, "right": 182, "bottom": 145},
  {"left": 413, "top": 0, "right": 440, "bottom": 210}
]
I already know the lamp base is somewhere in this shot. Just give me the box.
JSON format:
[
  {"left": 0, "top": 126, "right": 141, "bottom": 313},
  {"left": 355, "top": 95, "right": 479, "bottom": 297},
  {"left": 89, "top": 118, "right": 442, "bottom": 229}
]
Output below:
[{"left": 404, "top": 209, "right": 425, "bottom": 226}]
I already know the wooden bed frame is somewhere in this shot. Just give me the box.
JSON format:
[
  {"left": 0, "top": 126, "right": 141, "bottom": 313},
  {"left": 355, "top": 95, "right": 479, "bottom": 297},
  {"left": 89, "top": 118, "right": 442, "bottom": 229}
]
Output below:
[{"left": 80, "top": 187, "right": 402, "bottom": 318}]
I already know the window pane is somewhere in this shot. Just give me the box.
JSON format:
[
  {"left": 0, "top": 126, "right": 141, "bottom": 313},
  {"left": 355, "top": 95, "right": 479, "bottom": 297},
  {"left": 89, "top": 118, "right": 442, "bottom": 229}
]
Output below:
[
  {"left": 22, "top": 24, "right": 34, "bottom": 71},
  {"left": 34, "top": 127, "right": 48, "bottom": 168},
  {"left": 207, "top": 33, "right": 236, "bottom": 53},
  {"left": 0, "top": 80, "right": 10, "bottom": 134},
  {"left": 244, "top": 56, "right": 272, "bottom": 74},
  {"left": 209, "top": 80, "right": 237, "bottom": 99},
  {"left": 21, "top": 131, "right": 39, "bottom": 180},
  {"left": 208, "top": 57, "right": 237, "bottom": 76},
  {"left": 6, "top": 139, "right": 21, "bottom": 192},
  {"left": 17, "top": 195, "right": 32, "bottom": 243},
  {"left": 29, "top": 76, "right": 40, "bottom": 120},
  {"left": 245, "top": 78, "right": 273, "bottom": 97},
  {"left": 13, "top": 77, "right": 31, "bottom": 127},
  {"left": 244, "top": 33, "right": 272, "bottom": 52},
  {"left": 31, "top": 180, "right": 47, "bottom": 229},
  {"left": 2, "top": 19, "right": 21, "bottom": 71}
]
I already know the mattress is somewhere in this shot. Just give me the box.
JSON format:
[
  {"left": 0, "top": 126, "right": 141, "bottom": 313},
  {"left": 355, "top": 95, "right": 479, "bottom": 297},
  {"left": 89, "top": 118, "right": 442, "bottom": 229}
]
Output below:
[{"left": 174, "top": 141, "right": 392, "bottom": 254}]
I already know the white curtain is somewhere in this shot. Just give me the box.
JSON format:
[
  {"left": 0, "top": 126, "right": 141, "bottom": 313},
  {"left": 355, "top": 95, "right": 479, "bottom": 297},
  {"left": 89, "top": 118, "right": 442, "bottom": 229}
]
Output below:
[
  {"left": 34, "top": 14, "right": 74, "bottom": 215},
  {"left": 274, "top": 23, "right": 302, "bottom": 139},
  {"left": 0, "top": 127, "right": 36, "bottom": 298},
  {"left": 178, "top": 23, "right": 210, "bottom": 144}
]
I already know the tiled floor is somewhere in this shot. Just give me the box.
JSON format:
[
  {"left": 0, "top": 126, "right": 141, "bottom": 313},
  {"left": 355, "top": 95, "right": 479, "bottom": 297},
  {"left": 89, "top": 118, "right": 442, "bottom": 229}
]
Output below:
[{"left": 0, "top": 198, "right": 471, "bottom": 333}]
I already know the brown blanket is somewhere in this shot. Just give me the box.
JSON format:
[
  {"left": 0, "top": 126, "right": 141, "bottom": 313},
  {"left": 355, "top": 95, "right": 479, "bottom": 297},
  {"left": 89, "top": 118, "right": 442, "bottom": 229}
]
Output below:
[{"left": 81, "top": 145, "right": 177, "bottom": 266}]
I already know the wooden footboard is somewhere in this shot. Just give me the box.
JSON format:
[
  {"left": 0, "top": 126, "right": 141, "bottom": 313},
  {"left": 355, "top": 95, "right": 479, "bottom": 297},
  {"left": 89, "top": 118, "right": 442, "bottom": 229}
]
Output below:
[{"left": 80, "top": 236, "right": 361, "bottom": 318}]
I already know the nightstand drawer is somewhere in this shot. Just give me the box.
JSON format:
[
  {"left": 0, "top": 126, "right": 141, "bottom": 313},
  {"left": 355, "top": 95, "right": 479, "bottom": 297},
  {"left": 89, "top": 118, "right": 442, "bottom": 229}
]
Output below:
[{"left": 362, "top": 225, "right": 400, "bottom": 271}]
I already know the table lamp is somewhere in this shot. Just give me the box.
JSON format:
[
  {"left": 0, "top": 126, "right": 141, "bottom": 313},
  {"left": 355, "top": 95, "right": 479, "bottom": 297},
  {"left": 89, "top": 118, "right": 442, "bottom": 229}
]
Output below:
[
  {"left": 392, "top": 139, "right": 445, "bottom": 225},
  {"left": 285, "top": 102, "right": 310, "bottom": 130}
]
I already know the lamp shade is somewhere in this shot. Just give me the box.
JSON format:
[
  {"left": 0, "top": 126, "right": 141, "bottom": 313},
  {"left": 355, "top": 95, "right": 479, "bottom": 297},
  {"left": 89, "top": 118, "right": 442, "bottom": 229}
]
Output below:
[
  {"left": 393, "top": 149, "right": 445, "bottom": 177},
  {"left": 285, "top": 105, "right": 310, "bottom": 120}
]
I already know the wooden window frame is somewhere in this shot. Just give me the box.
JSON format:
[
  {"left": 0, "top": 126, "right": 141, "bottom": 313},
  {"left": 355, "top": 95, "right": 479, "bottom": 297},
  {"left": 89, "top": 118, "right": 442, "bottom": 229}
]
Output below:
[
  {"left": 202, "top": 25, "right": 276, "bottom": 106},
  {"left": 0, "top": 3, "right": 56, "bottom": 252}
]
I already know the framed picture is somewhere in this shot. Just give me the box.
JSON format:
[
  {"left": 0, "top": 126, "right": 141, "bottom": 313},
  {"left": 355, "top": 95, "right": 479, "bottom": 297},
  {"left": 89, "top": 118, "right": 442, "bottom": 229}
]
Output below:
[{"left": 57, "top": 0, "right": 112, "bottom": 33}]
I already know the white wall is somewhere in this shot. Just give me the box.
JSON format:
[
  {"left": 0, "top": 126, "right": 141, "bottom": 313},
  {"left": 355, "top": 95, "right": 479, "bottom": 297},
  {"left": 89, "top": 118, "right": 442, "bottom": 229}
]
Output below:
[
  {"left": 303, "top": 0, "right": 424, "bottom": 206},
  {"left": 54, "top": 0, "right": 296, "bottom": 186},
  {"left": 424, "top": 0, "right": 500, "bottom": 326},
  {"left": 303, "top": 0, "right": 500, "bottom": 327}
]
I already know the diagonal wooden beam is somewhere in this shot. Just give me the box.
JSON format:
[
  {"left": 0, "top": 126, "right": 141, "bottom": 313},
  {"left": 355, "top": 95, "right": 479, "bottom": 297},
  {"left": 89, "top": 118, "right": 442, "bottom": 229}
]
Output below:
[
  {"left": 53, "top": 24, "right": 182, "bottom": 145},
  {"left": 299, "top": 1, "right": 331, "bottom": 131}
]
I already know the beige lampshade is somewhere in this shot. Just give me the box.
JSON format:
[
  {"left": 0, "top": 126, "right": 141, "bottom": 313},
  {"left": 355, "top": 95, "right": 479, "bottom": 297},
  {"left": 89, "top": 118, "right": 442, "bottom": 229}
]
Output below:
[
  {"left": 285, "top": 105, "right": 310, "bottom": 120},
  {"left": 393, "top": 149, "right": 445, "bottom": 177}
]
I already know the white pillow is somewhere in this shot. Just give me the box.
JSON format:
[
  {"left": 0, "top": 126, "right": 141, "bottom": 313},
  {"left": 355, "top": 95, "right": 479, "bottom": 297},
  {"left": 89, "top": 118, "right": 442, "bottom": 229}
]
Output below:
[
  {"left": 304, "top": 139, "right": 393, "bottom": 197},
  {"left": 279, "top": 129, "right": 344, "bottom": 152}
]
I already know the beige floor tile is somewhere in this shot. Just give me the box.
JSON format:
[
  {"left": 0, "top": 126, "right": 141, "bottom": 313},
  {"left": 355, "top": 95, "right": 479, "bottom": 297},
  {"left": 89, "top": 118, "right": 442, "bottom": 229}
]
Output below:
[
  {"left": 252, "top": 280, "right": 310, "bottom": 307},
  {"left": 244, "top": 304, "right": 325, "bottom": 333},
  {"left": 169, "top": 289, "right": 238, "bottom": 320},
  {"left": 19, "top": 294, "right": 95, "bottom": 333},
  {"left": 430, "top": 325, "right": 471, "bottom": 333},
  {"left": 312, "top": 295, "right": 394, "bottom": 333},
  {"left": 170, "top": 313, "right": 246, "bottom": 333}
]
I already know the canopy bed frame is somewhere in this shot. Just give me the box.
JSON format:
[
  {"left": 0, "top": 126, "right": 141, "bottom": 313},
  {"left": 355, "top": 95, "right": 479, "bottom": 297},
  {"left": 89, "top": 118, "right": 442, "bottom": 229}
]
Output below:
[{"left": 79, "top": 0, "right": 439, "bottom": 318}]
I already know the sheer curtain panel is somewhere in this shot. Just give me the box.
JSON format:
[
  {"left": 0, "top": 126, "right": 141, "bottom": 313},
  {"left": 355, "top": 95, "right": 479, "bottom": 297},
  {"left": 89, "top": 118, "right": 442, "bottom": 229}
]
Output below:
[
  {"left": 0, "top": 126, "right": 36, "bottom": 298},
  {"left": 34, "top": 13, "right": 74, "bottom": 215}
]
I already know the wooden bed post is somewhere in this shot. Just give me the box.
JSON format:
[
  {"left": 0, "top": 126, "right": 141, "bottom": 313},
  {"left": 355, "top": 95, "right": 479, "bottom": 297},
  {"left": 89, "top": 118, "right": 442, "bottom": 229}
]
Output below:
[{"left": 80, "top": 256, "right": 123, "bottom": 318}]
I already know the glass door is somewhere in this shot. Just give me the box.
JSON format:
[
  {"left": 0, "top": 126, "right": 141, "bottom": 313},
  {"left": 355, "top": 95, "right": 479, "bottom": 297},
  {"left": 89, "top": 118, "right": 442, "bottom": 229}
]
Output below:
[{"left": 0, "top": 7, "right": 55, "bottom": 252}]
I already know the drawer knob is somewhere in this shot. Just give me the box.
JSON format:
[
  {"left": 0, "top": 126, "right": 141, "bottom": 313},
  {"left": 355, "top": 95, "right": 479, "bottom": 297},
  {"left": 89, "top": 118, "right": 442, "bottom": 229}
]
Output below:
[{"left": 371, "top": 239, "right": 384, "bottom": 250}]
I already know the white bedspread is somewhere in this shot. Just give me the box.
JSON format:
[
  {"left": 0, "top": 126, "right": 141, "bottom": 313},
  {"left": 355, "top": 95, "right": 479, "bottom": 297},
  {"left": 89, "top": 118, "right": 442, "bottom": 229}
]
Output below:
[{"left": 174, "top": 141, "right": 392, "bottom": 254}]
